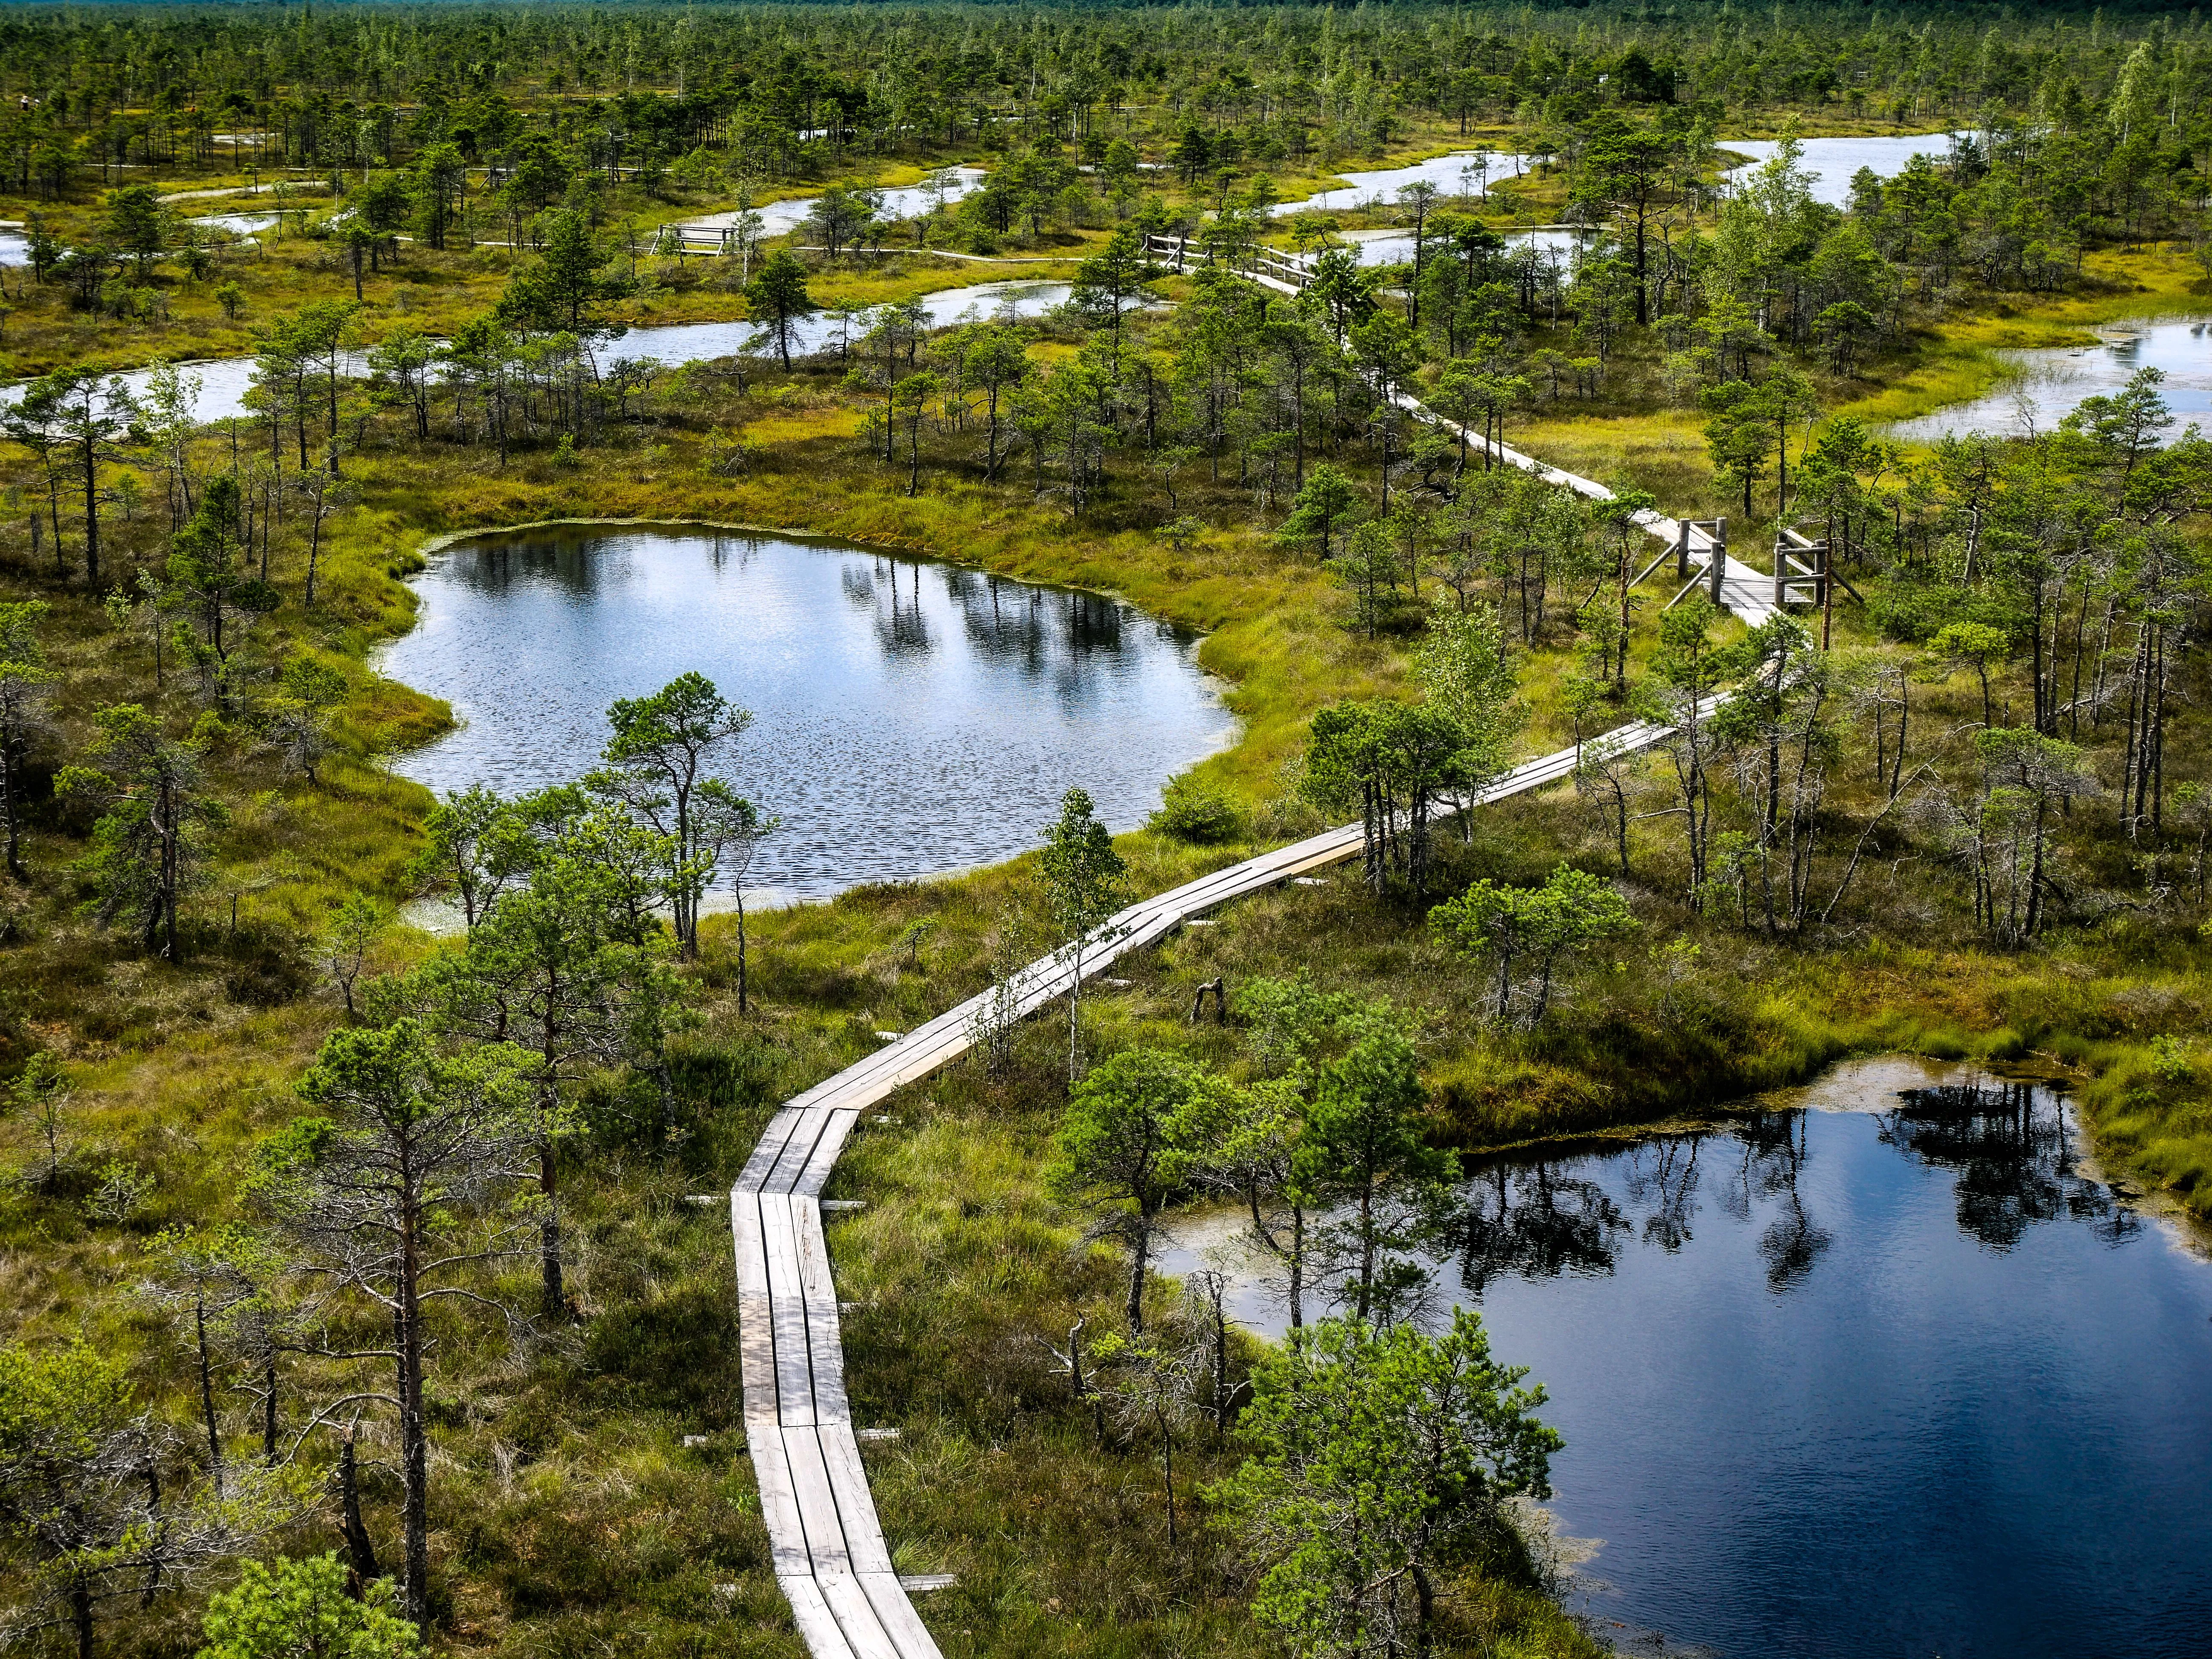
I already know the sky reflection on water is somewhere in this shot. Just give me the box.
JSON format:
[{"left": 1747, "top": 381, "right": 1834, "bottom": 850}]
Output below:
[
  {"left": 376, "top": 525, "right": 1232, "bottom": 902},
  {"left": 1161, "top": 1058, "right": 2212, "bottom": 1659},
  {"left": 1892, "top": 317, "right": 2212, "bottom": 444}
]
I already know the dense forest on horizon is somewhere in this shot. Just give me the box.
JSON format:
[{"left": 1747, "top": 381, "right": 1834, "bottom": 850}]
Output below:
[{"left": 3, "top": 0, "right": 2212, "bottom": 193}]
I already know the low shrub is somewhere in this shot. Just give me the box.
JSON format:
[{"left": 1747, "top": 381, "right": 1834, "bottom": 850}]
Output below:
[{"left": 1150, "top": 776, "right": 1246, "bottom": 844}]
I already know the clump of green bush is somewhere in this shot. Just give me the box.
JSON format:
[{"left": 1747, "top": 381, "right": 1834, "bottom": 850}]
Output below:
[{"left": 1150, "top": 776, "right": 1246, "bottom": 844}]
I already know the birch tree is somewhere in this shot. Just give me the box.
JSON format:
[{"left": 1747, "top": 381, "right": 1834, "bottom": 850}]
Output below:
[{"left": 1036, "top": 786, "right": 1128, "bottom": 1082}]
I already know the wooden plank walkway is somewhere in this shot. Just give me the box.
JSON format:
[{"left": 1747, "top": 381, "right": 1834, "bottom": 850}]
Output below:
[
  {"left": 727, "top": 708, "right": 1719, "bottom": 1658},
  {"left": 725, "top": 234, "right": 1769, "bottom": 1659},
  {"left": 1379, "top": 386, "right": 1779, "bottom": 627},
  {"left": 1137, "top": 242, "right": 1778, "bottom": 627}
]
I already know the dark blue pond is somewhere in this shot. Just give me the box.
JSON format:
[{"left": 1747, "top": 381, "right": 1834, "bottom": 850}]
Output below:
[{"left": 1170, "top": 1058, "right": 2212, "bottom": 1658}]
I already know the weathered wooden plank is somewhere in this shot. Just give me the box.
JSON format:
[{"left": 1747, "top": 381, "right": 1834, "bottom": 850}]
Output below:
[
  {"left": 782, "top": 1425, "right": 853, "bottom": 1573},
  {"left": 796, "top": 1110, "right": 861, "bottom": 1198},
  {"left": 762, "top": 1202, "right": 816, "bottom": 1427},
  {"left": 737, "top": 1106, "right": 808, "bottom": 1192},
  {"left": 768, "top": 1104, "right": 844, "bottom": 1195},
  {"left": 795, "top": 1211, "right": 850, "bottom": 1425},
  {"left": 748, "top": 1431, "right": 814, "bottom": 1578},
  {"left": 815, "top": 1570, "right": 904, "bottom": 1659},
  {"left": 781, "top": 1571, "right": 864, "bottom": 1659},
  {"left": 737, "top": 1294, "right": 781, "bottom": 1426},
  {"left": 731, "top": 1193, "right": 772, "bottom": 1301},
  {"left": 856, "top": 1571, "right": 946, "bottom": 1659},
  {"left": 817, "top": 1423, "right": 895, "bottom": 1576}
]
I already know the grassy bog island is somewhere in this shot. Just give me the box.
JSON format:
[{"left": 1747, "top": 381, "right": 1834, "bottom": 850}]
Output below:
[{"left": 0, "top": 6, "right": 2210, "bottom": 1659}]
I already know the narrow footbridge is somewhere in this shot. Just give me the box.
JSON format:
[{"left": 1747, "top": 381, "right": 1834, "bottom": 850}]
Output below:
[
  {"left": 1374, "top": 386, "right": 1785, "bottom": 627},
  {"left": 1147, "top": 236, "right": 1863, "bottom": 629},
  {"left": 730, "top": 218, "right": 1811, "bottom": 1659},
  {"left": 729, "top": 713, "right": 1707, "bottom": 1658}
]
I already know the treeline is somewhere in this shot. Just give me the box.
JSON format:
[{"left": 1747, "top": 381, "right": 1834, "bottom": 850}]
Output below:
[{"left": 2, "top": 2, "right": 2211, "bottom": 198}]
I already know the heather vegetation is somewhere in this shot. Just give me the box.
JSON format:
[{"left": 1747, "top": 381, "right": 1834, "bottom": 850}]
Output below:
[{"left": 0, "top": 4, "right": 2207, "bottom": 1658}]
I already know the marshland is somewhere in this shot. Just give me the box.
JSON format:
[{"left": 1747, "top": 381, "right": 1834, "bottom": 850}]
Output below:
[{"left": 0, "top": 7, "right": 2209, "bottom": 1659}]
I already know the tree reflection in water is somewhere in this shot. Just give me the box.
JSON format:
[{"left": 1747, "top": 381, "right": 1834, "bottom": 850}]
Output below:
[
  {"left": 1881, "top": 1078, "right": 2140, "bottom": 1250},
  {"left": 1452, "top": 1158, "right": 1629, "bottom": 1295},
  {"left": 1624, "top": 1133, "right": 1703, "bottom": 1252},
  {"left": 387, "top": 525, "right": 1225, "bottom": 899},
  {"left": 1444, "top": 1076, "right": 2131, "bottom": 1301},
  {"left": 870, "top": 556, "right": 933, "bottom": 656},
  {"left": 946, "top": 569, "right": 1047, "bottom": 672},
  {"left": 1734, "top": 1111, "right": 1833, "bottom": 1290}
]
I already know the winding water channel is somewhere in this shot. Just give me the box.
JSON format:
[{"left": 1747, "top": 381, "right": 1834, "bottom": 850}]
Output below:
[
  {"left": 375, "top": 522, "right": 1231, "bottom": 902},
  {"left": 1161, "top": 1057, "right": 2212, "bottom": 1659}
]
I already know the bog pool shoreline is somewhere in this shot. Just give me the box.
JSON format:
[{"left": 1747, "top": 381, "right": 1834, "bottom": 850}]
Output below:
[
  {"left": 1161, "top": 1052, "right": 2212, "bottom": 1659},
  {"left": 375, "top": 520, "right": 1238, "bottom": 901}
]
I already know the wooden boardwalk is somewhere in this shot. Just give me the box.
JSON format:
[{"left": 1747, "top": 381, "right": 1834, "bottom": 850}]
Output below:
[
  {"left": 726, "top": 236, "right": 1775, "bottom": 1659},
  {"left": 1378, "top": 386, "right": 1779, "bottom": 627},
  {"left": 1142, "top": 243, "right": 1780, "bottom": 627},
  {"left": 728, "top": 711, "right": 1708, "bottom": 1658},
  {"left": 1132, "top": 237, "right": 1780, "bottom": 626}
]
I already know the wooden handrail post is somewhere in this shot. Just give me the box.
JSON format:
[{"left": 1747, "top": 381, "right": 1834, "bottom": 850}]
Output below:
[
  {"left": 1709, "top": 516, "right": 1727, "bottom": 605},
  {"left": 1821, "top": 537, "right": 1834, "bottom": 649},
  {"left": 1675, "top": 518, "right": 1691, "bottom": 581}
]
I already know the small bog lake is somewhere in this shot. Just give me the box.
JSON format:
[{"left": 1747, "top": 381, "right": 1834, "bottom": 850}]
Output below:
[
  {"left": 1891, "top": 315, "right": 2212, "bottom": 445},
  {"left": 1720, "top": 132, "right": 1959, "bottom": 207},
  {"left": 1165, "top": 1058, "right": 2212, "bottom": 1658},
  {"left": 376, "top": 524, "right": 1232, "bottom": 902}
]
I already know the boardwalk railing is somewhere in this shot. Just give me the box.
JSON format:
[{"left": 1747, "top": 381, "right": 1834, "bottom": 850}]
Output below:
[
  {"left": 729, "top": 710, "right": 1719, "bottom": 1659},
  {"left": 1142, "top": 231, "right": 1313, "bottom": 294}
]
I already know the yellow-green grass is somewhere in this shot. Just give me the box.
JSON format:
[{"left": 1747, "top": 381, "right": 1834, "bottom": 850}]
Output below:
[
  {"left": 1836, "top": 243, "right": 2212, "bottom": 435},
  {"left": 1714, "top": 116, "right": 1961, "bottom": 139},
  {"left": 4, "top": 204, "right": 2212, "bottom": 1657},
  {"left": 1508, "top": 406, "right": 1732, "bottom": 514}
]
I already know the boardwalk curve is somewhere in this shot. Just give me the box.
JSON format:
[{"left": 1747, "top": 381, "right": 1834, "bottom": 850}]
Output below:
[
  {"left": 733, "top": 242, "right": 1775, "bottom": 1657},
  {"left": 728, "top": 713, "right": 1719, "bottom": 1657}
]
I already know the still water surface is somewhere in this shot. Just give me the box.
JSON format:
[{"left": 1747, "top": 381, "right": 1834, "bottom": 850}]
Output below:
[
  {"left": 1279, "top": 148, "right": 1539, "bottom": 214},
  {"left": 1891, "top": 316, "right": 2212, "bottom": 445},
  {"left": 1341, "top": 223, "right": 1587, "bottom": 267},
  {"left": 716, "top": 166, "right": 988, "bottom": 238},
  {"left": 1163, "top": 1058, "right": 2212, "bottom": 1658},
  {"left": 52, "top": 277, "right": 1070, "bottom": 426},
  {"left": 1315, "top": 135, "right": 1954, "bottom": 267},
  {"left": 1277, "top": 133, "right": 1953, "bottom": 224},
  {"left": 376, "top": 524, "right": 1231, "bottom": 902},
  {"left": 1719, "top": 132, "right": 1959, "bottom": 208}
]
